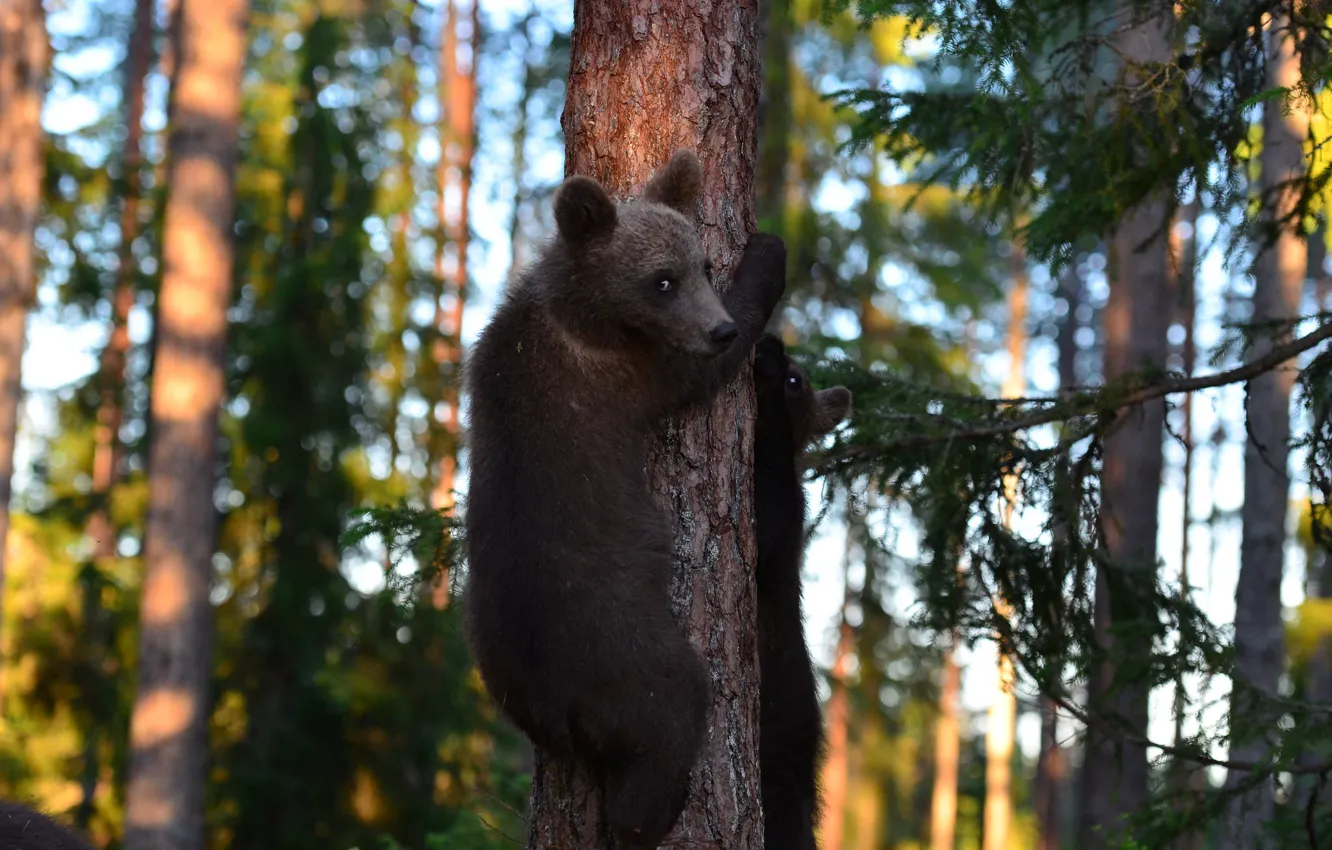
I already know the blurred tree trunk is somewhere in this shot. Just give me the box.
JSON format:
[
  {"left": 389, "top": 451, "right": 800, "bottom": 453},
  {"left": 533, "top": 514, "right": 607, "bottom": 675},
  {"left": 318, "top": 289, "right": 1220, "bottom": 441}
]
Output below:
[
  {"left": 1223, "top": 15, "right": 1308, "bottom": 849},
  {"left": 930, "top": 645, "right": 961, "bottom": 850},
  {"left": 429, "top": 0, "right": 479, "bottom": 606},
  {"left": 505, "top": 9, "right": 537, "bottom": 285},
  {"left": 1080, "top": 7, "right": 1173, "bottom": 846},
  {"left": 984, "top": 238, "right": 1029, "bottom": 850},
  {"left": 1169, "top": 198, "right": 1205, "bottom": 850},
  {"left": 123, "top": 0, "right": 247, "bottom": 843},
  {"left": 77, "top": 0, "right": 159, "bottom": 825},
  {"left": 756, "top": 0, "right": 791, "bottom": 230},
  {"left": 819, "top": 559, "right": 854, "bottom": 850},
  {"left": 1037, "top": 261, "right": 1083, "bottom": 850},
  {"left": 527, "top": 2, "right": 764, "bottom": 846},
  {"left": 0, "top": 0, "right": 49, "bottom": 696}
]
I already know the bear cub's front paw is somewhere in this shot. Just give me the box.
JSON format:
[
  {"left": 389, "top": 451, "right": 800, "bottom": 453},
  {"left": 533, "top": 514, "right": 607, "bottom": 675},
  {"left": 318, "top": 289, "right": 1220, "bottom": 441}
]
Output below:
[{"left": 738, "top": 232, "right": 788, "bottom": 311}]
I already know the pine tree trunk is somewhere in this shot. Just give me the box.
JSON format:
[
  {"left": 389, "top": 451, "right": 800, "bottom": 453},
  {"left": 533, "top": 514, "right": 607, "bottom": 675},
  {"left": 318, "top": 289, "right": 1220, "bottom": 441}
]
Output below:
[
  {"left": 429, "top": 0, "right": 479, "bottom": 608},
  {"left": 1222, "top": 15, "right": 1307, "bottom": 849},
  {"left": 1083, "top": 8, "right": 1173, "bottom": 845},
  {"left": 984, "top": 239, "right": 1029, "bottom": 850},
  {"left": 1033, "top": 701, "right": 1063, "bottom": 850},
  {"left": 430, "top": 0, "right": 478, "bottom": 504},
  {"left": 0, "top": 0, "right": 49, "bottom": 694},
  {"left": 78, "top": 0, "right": 158, "bottom": 823},
  {"left": 820, "top": 600, "right": 853, "bottom": 850},
  {"left": 1169, "top": 199, "right": 1205, "bottom": 850},
  {"left": 930, "top": 647, "right": 961, "bottom": 850},
  {"left": 527, "top": 2, "right": 764, "bottom": 846},
  {"left": 123, "top": 0, "right": 247, "bottom": 843},
  {"left": 756, "top": 0, "right": 791, "bottom": 229},
  {"left": 1038, "top": 262, "right": 1081, "bottom": 850}
]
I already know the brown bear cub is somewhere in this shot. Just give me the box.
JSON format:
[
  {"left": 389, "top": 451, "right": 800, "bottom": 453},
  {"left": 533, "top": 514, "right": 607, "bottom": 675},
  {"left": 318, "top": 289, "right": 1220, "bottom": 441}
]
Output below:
[
  {"left": 463, "top": 150, "right": 787, "bottom": 848},
  {"left": 0, "top": 802, "right": 94, "bottom": 849},
  {"left": 753, "top": 333, "right": 851, "bottom": 850}
]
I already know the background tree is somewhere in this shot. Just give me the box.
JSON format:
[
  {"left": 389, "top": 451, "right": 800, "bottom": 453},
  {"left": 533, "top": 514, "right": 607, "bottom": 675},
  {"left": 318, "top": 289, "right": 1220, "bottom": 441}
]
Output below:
[
  {"left": 0, "top": 0, "right": 49, "bottom": 661},
  {"left": 123, "top": 0, "right": 248, "bottom": 844}
]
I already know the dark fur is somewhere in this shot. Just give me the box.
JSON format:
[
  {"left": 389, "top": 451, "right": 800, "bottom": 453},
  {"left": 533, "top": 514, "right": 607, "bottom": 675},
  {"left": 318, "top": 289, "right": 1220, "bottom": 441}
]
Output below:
[
  {"left": 463, "top": 150, "right": 787, "bottom": 848},
  {"left": 753, "top": 334, "right": 851, "bottom": 850},
  {"left": 0, "top": 803, "right": 93, "bottom": 849}
]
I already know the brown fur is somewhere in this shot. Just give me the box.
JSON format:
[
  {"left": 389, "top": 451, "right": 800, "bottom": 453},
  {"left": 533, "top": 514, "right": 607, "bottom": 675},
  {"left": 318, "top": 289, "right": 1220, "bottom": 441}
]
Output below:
[
  {"left": 462, "top": 150, "right": 787, "bottom": 848},
  {"left": 0, "top": 802, "right": 93, "bottom": 850},
  {"left": 753, "top": 334, "right": 851, "bottom": 850}
]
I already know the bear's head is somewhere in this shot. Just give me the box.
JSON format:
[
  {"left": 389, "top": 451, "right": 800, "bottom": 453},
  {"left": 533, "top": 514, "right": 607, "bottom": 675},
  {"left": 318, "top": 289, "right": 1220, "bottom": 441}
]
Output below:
[
  {"left": 754, "top": 333, "right": 852, "bottom": 449},
  {"left": 549, "top": 150, "right": 737, "bottom": 358}
]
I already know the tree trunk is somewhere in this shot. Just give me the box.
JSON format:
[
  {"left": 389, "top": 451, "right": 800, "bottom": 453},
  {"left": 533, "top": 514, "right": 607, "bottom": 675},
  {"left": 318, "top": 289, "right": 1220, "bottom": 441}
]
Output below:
[
  {"left": 0, "top": 0, "right": 49, "bottom": 699},
  {"left": 930, "top": 646, "right": 961, "bottom": 850},
  {"left": 428, "top": 0, "right": 479, "bottom": 609},
  {"left": 1082, "top": 7, "right": 1173, "bottom": 845},
  {"left": 756, "top": 0, "right": 790, "bottom": 230},
  {"left": 1169, "top": 198, "right": 1205, "bottom": 850},
  {"left": 528, "top": 3, "right": 764, "bottom": 847},
  {"left": 820, "top": 583, "right": 853, "bottom": 850},
  {"left": 78, "top": 0, "right": 158, "bottom": 824},
  {"left": 984, "top": 238, "right": 1029, "bottom": 850},
  {"left": 1033, "top": 701, "right": 1063, "bottom": 850},
  {"left": 505, "top": 9, "right": 537, "bottom": 284},
  {"left": 1038, "top": 261, "right": 1081, "bottom": 850},
  {"left": 123, "top": 0, "right": 247, "bottom": 843},
  {"left": 1223, "top": 15, "right": 1307, "bottom": 849}
]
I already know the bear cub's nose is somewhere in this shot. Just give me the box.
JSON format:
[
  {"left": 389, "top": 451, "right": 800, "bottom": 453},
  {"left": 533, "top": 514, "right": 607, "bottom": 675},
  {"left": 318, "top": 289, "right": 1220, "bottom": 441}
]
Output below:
[{"left": 709, "top": 322, "right": 739, "bottom": 347}]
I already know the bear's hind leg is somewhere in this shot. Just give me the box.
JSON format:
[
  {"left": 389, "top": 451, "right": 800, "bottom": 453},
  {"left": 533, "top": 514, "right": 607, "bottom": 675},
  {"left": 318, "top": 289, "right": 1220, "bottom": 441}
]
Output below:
[{"left": 593, "top": 651, "right": 708, "bottom": 848}]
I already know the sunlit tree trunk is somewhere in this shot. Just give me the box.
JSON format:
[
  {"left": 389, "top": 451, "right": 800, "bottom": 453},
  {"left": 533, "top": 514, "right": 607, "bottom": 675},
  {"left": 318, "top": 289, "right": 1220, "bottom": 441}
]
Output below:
[
  {"left": 429, "top": 0, "right": 479, "bottom": 609},
  {"left": 1223, "top": 15, "right": 1308, "bottom": 849},
  {"left": 819, "top": 567, "right": 854, "bottom": 850},
  {"left": 123, "top": 0, "right": 247, "bottom": 843},
  {"left": 527, "top": 2, "right": 764, "bottom": 845},
  {"left": 984, "top": 238, "right": 1029, "bottom": 850},
  {"left": 1082, "top": 7, "right": 1173, "bottom": 845},
  {"left": 77, "top": 0, "right": 159, "bottom": 824},
  {"left": 930, "top": 646, "right": 961, "bottom": 850},
  {"left": 0, "top": 0, "right": 49, "bottom": 699}
]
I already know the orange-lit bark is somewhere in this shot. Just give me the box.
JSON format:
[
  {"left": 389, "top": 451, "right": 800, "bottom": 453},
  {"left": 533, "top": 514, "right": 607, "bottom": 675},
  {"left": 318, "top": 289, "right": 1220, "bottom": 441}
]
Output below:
[
  {"left": 429, "top": 0, "right": 479, "bottom": 608},
  {"left": 0, "top": 0, "right": 49, "bottom": 697},
  {"left": 123, "top": 0, "right": 247, "bottom": 843}
]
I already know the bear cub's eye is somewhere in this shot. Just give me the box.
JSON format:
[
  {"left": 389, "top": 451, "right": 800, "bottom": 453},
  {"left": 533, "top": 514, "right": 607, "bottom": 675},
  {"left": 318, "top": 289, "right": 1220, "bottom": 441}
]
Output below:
[{"left": 657, "top": 279, "right": 674, "bottom": 293}]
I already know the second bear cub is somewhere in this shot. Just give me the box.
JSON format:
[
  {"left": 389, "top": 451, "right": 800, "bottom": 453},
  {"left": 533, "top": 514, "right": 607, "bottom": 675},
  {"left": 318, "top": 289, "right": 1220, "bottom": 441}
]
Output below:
[
  {"left": 753, "top": 333, "right": 851, "bottom": 850},
  {"left": 463, "top": 150, "right": 787, "bottom": 848}
]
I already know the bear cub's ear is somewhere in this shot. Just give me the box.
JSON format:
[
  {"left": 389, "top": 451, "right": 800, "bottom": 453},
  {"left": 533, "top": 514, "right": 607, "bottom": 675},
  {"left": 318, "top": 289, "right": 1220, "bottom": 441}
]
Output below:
[
  {"left": 812, "top": 387, "right": 852, "bottom": 437},
  {"left": 555, "top": 175, "right": 618, "bottom": 244},
  {"left": 641, "top": 149, "right": 702, "bottom": 216}
]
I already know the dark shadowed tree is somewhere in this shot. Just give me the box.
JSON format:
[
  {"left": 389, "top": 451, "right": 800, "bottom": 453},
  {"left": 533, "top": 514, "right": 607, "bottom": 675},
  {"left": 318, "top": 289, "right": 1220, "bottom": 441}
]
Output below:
[{"left": 525, "top": 1, "right": 766, "bottom": 846}]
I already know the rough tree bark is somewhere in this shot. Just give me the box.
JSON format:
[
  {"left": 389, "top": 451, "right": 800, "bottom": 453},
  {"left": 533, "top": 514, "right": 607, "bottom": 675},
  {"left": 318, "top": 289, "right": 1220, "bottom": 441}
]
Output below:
[
  {"left": 527, "top": 2, "right": 765, "bottom": 847},
  {"left": 1081, "top": 7, "right": 1173, "bottom": 845},
  {"left": 123, "top": 0, "right": 247, "bottom": 844},
  {"left": 1222, "top": 14, "right": 1308, "bottom": 849},
  {"left": 0, "top": 0, "right": 49, "bottom": 686},
  {"left": 77, "top": 0, "right": 159, "bottom": 824}
]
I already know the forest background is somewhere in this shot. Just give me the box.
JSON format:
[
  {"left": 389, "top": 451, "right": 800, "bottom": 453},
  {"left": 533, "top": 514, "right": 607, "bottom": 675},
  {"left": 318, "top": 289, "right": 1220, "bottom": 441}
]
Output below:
[{"left": 0, "top": 0, "right": 1329, "bottom": 848}]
